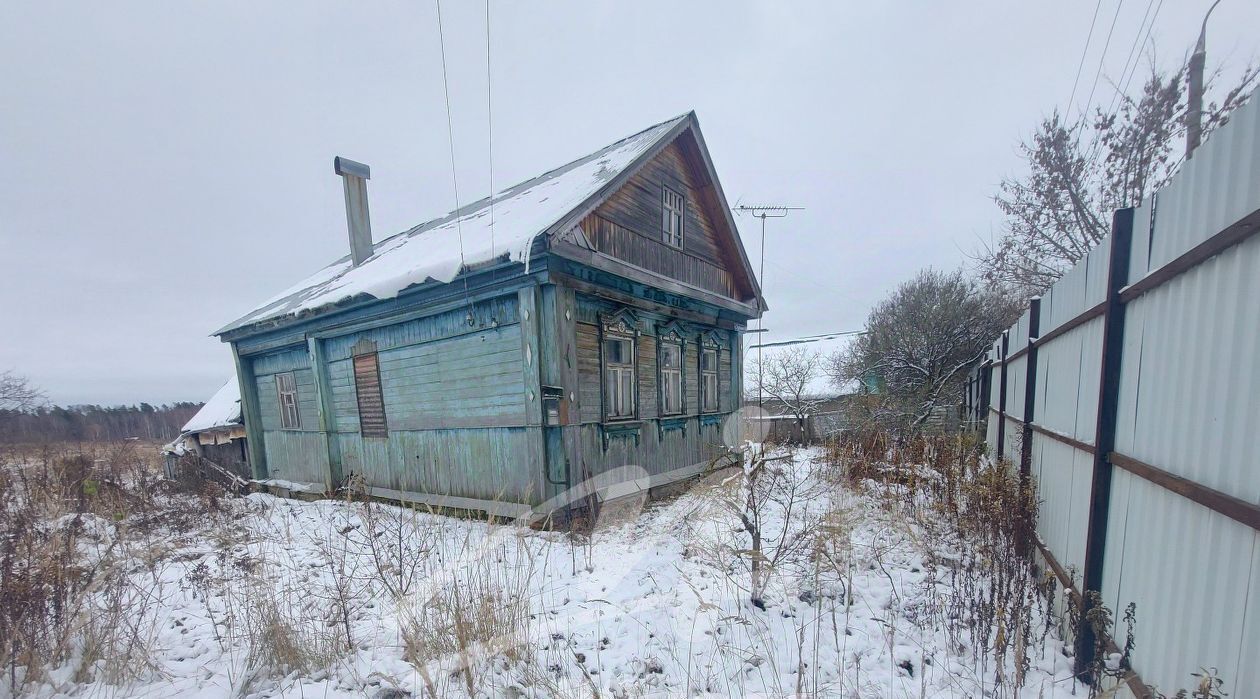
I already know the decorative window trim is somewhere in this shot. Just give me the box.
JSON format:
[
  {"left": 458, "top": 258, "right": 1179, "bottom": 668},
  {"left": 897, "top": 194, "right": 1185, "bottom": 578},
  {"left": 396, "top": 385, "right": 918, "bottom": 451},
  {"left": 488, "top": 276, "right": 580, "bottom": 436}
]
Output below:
[
  {"left": 700, "top": 346, "right": 720, "bottom": 414},
  {"left": 662, "top": 185, "right": 685, "bottom": 248},
  {"left": 699, "top": 413, "right": 724, "bottom": 427},
  {"left": 658, "top": 336, "right": 684, "bottom": 417},
  {"left": 699, "top": 329, "right": 724, "bottom": 349},
  {"left": 600, "top": 316, "right": 638, "bottom": 422},
  {"left": 275, "top": 372, "right": 301, "bottom": 430},
  {"left": 601, "top": 421, "right": 642, "bottom": 449},
  {"left": 600, "top": 307, "right": 640, "bottom": 338}
]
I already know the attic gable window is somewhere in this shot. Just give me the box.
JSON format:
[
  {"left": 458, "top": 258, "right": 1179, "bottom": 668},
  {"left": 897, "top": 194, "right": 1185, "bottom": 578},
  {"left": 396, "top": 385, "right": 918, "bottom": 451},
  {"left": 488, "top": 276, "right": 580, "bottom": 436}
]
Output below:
[
  {"left": 662, "top": 186, "right": 684, "bottom": 248},
  {"left": 275, "top": 372, "right": 301, "bottom": 430}
]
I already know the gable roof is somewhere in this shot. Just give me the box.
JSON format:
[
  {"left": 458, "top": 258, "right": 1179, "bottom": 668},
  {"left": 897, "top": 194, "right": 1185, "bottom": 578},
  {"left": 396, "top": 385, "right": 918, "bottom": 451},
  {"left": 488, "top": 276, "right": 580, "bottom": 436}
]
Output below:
[{"left": 217, "top": 112, "right": 761, "bottom": 336}]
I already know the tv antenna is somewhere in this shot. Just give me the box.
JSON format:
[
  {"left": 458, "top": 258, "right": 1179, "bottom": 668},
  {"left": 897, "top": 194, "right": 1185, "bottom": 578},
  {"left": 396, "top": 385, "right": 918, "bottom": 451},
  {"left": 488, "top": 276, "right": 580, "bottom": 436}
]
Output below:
[{"left": 734, "top": 203, "right": 803, "bottom": 414}]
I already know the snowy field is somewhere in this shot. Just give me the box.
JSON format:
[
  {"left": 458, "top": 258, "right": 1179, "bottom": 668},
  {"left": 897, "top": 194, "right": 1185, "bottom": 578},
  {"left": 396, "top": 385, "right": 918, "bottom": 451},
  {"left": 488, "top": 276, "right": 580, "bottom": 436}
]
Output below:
[{"left": 4, "top": 446, "right": 1087, "bottom": 698}]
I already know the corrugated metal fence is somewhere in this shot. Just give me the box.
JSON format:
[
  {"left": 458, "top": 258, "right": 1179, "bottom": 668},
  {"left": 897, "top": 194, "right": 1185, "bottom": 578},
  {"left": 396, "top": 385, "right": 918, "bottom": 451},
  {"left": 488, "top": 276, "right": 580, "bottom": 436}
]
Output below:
[{"left": 965, "top": 93, "right": 1260, "bottom": 696}]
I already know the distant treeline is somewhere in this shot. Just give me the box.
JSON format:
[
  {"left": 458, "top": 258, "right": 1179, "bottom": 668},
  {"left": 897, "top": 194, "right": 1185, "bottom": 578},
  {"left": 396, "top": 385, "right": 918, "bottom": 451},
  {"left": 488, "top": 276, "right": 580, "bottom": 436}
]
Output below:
[{"left": 0, "top": 403, "right": 203, "bottom": 443}]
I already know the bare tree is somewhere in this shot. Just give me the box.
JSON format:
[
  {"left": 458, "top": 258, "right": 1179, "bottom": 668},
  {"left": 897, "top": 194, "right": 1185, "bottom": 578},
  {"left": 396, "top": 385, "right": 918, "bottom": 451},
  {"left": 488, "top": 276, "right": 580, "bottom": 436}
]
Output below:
[
  {"left": 0, "top": 372, "right": 43, "bottom": 411},
  {"left": 746, "top": 346, "right": 825, "bottom": 440},
  {"left": 716, "top": 445, "right": 820, "bottom": 610},
  {"left": 829, "top": 269, "right": 1020, "bottom": 434},
  {"left": 980, "top": 59, "right": 1258, "bottom": 297}
]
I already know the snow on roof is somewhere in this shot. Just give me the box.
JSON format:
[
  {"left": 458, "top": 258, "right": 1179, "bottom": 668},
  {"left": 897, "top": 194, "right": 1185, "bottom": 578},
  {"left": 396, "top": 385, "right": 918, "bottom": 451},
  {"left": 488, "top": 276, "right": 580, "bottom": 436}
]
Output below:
[
  {"left": 747, "top": 331, "right": 859, "bottom": 397},
  {"left": 181, "top": 379, "right": 242, "bottom": 434},
  {"left": 217, "top": 114, "right": 689, "bottom": 335}
]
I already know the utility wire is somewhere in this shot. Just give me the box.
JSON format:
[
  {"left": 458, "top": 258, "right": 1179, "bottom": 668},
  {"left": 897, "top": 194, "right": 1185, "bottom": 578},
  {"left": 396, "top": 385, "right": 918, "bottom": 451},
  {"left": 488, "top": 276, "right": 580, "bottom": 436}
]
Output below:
[
  {"left": 1081, "top": 0, "right": 1127, "bottom": 121},
  {"left": 485, "top": 0, "right": 495, "bottom": 260},
  {"left": 435, "top": 0, "right": 474, "bottom": 317},
  {"left": 1105, "top": 0, "right": 1161, "bottom": 119},
  {"left": 1067, "top": 0, "right": 1106, "bottom": 117},
  {"left": 1114, "top": 0, "right": 1164, "bottom": 111}
]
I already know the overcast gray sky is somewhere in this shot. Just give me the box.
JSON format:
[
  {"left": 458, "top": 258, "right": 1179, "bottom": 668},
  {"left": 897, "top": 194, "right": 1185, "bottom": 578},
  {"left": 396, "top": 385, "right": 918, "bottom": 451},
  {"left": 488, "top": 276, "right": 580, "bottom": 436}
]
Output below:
[{"left": 2, "top": 1, "right": 1257, "bottom": 406}]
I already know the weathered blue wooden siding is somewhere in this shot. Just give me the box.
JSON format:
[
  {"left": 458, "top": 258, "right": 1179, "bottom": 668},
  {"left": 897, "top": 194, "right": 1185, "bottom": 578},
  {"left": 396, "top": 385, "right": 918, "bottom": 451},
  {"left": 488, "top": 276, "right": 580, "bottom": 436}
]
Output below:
[
  {"left": 315, "top": 294, "right": 539, "bottom": 504},
  {"left": 228, "top": 264, "right": 748, "bottom": 511},
  {"left": 249, "top": 346, "right": 328, "bottom": 484},
  {"left": 334, "top": 428, "right": 534, "bottom": 504}
]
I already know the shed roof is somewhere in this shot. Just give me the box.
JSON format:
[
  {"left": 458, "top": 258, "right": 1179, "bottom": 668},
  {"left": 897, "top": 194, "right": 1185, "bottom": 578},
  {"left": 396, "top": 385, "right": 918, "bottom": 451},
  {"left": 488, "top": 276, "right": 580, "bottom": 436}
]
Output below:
[
  {"left": 217, "top": 114, "right": 696, "bottom": 336},
  {"left": 181, "top": 379, "right": 242, "bottom": 435}
]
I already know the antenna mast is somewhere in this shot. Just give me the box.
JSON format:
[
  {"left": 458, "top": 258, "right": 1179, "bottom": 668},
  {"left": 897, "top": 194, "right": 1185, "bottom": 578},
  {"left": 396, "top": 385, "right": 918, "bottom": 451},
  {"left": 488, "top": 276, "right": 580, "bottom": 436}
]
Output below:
[{"left": 734, "top": 204, "right": 804, "bottom": 416}]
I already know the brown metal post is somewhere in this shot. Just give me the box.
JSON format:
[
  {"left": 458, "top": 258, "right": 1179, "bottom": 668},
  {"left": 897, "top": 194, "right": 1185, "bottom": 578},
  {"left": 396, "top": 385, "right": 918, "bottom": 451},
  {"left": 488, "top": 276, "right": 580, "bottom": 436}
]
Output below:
[
  {"left": 1076, "top": 208, "right": 1135, "bottom": 673},
  {"left": 996, "top": 331, "right": 1009, "bottom": 460},
  {"left": 1020, "top": 298, "right": 1041, "bottom": 482}
]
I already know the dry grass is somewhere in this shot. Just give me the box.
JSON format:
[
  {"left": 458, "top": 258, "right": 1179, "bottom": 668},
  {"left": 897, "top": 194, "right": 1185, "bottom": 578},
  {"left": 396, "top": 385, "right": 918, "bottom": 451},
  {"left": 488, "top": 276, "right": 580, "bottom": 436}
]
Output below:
[{"left": 0, "top": 441, "right": 230, "bottom": 693}]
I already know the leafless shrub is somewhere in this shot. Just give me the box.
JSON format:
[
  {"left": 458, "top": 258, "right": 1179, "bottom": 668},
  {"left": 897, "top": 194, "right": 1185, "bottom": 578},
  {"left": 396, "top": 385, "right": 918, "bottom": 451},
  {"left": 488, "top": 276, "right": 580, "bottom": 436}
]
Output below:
[
  {"left": 699, "top": 444, "right": 824, "bottom": 610},
  {"left": 0, "top": 443, "right": 218, "bottom": 693},
  {"left": 825, "top": 432, "right": 1049, "bottom": 694}
]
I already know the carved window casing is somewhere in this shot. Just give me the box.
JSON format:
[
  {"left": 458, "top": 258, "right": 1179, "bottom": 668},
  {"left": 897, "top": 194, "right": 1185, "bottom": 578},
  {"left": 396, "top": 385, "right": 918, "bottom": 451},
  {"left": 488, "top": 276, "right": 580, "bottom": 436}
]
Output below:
[
  {"left": 601, "top": 311, "right": 638, "bottom": 421},
  {"left": 658, "top": 324, "right": 685, "bottom": 416},
  {"left": 700, "top": 332, "right": 722, "bottom": 413}
]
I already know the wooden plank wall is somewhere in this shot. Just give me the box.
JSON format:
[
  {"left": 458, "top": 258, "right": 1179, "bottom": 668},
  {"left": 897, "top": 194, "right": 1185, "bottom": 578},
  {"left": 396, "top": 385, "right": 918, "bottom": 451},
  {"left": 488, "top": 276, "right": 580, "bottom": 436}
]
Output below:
[
  {"left": 327, "top": 326, "right": 525, "bottom": 431},
  {"left": 570, "top": 292, "right": 738, "bottom": 480},
  {"left": 249, "top": 346, "right": 327, "bottom": 484},
  {"left": 586, "top": 140, "right": 742, "bottom": 299}
]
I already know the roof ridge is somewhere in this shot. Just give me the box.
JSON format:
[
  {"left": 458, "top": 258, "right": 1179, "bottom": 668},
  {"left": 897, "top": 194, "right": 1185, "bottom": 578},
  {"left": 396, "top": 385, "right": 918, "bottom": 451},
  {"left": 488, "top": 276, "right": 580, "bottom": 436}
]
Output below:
[{"left": 372, "top": 112, "right": 692, "bottom": 251}]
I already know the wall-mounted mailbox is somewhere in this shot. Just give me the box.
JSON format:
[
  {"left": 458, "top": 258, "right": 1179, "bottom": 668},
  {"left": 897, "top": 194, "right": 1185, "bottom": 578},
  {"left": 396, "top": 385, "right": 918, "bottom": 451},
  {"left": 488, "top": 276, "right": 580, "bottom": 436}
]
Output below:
[{"left": 542, "top": 385, "right": 565, "bottom": 426}]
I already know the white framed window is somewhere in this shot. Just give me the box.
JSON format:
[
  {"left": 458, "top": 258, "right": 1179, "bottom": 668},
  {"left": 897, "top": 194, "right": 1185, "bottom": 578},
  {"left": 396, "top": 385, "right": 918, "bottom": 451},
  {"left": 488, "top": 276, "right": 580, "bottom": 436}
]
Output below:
[
  {"left": 660, "top": 340, "right": 683, "bottom": 415},
  {"left": 700, "top": 348, "right": 719, "bottom": 413},
  {"left": 662, "top": 186, "right": 684, "bottom": 248},
  {"left": 275, "top": 372, "right": 301, "bottom": 430},
  {"left": 603, "top": 334, "right": 636, "bottom": 420}
]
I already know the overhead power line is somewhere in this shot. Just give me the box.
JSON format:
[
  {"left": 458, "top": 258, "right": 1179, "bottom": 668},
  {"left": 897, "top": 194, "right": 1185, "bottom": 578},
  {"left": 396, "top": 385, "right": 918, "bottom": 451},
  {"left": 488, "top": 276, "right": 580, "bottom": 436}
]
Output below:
[
  {"left": 434, "top": 0, "right": 473, "bottom": 317},
  {"left": 1067, "top": 0, "right": 1106, "bottom": 116},
  {"left": 1081, "top": 0, "right": 1127, "bottom": 120}
]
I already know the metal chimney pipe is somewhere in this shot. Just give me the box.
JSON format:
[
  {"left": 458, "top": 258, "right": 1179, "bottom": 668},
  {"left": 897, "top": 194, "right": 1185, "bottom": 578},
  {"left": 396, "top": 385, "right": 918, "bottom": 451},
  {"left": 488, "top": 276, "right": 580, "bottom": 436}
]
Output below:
[{"left": 334, "top": 156, "right": 373, "bottom": 266}]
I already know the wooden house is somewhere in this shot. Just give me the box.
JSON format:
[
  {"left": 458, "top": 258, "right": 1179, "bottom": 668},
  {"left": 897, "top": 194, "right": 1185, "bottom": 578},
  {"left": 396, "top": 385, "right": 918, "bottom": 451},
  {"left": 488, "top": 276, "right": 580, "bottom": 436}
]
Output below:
[{"left": 215, "top": 113, "right": 764, "bottom": 518}]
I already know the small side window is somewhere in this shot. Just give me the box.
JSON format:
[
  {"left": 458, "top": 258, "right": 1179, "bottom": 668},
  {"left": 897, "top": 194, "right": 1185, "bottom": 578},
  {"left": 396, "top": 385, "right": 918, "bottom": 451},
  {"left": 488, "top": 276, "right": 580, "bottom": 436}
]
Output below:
[
  {"left": 603, "top": 334, "right": 636, "bottom": 420},
  {"left": 662, "top": 186, "right": 684, "bottom": 248},
  {"left": 275, "top": 372, "right": 301, "bottom": 430},
  {"left": 660, "top": 341, "right": 683, "bottom": 415},
  {"left": 700, "top": 348, "right": 719, "bottom": 413}
]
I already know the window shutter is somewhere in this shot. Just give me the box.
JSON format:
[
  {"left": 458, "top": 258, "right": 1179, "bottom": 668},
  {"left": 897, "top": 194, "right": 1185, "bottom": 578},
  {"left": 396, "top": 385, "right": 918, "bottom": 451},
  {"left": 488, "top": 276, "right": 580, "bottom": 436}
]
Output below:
[{"left": 353, "top": 352, "right": 388, "bottom": 438}]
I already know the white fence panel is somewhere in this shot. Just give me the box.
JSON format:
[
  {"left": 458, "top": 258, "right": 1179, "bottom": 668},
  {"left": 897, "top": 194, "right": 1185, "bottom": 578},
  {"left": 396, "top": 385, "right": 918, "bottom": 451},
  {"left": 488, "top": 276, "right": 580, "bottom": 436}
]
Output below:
[
  {"left": 1115, "top": 232, "right": 1260, "bottom": 501},
  {"left": 1142, "top": 94, "right": 1260, "bottom": 272},
  {"left": 970, "top": 89, "right": 1260, "bottom": 696},
  {"left": 1102, "top": 471, "right": 1258, "bottom": 697}
]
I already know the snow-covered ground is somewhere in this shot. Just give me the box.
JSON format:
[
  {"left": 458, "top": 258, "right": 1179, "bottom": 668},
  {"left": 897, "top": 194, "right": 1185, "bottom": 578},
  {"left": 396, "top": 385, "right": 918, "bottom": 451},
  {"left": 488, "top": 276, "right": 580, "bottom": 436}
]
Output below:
[{"left": 14, "top": 448, "right": 1084, "bottom": 698}]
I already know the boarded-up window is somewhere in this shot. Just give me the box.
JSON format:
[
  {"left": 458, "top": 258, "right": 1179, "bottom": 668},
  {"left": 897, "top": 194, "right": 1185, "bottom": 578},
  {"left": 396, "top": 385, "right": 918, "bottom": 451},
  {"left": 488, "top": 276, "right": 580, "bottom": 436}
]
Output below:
[
  {"left": 662, "top": 186, "right": 684, "bottom": 248},
  {"left": 353, "top": 352, "right": 388, "bottom": 438},
  {"left": 275, "top": 372, "right": 301, "bottom": 430},
  {"left": 700, "top": 348, "right": 719, "bottom": 413},
  {"left": 603, "top": 335, "right": 636, "bottom": 420},
  {"left": 660, "top": 341, "right": 683, "bottom": 415}
]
